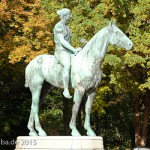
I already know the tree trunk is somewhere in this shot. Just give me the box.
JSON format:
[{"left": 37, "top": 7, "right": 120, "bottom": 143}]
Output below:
[
  {"left": 134, "top": 96, "right": 142, "bottom": 146},
  {"left": 141, "top": 90, "right": 150, "bottom": 146},
  {"left": 134, "top": 90, "right": 150, "bottom": 147}
]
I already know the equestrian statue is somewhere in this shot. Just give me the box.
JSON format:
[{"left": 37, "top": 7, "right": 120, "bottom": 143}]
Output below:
[{"left": 25, "top": 8, "right": 133, "bottom": 136}]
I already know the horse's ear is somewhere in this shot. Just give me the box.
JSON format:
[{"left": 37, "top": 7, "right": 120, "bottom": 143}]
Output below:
[
  {"left": 109, "top": 19, "right": 116, "bottom": 27},
  {"left": 109, "top": 20, "right": 113, "bottom": 26},
  {"left": 113, "top": 19, "right": 116, "bottom": 25},
  {"left": 108, "top": 20, "right": 114, "bottom": 31}
]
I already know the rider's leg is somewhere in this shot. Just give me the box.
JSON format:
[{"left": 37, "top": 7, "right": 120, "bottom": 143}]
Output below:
[
  {"left": 63, "top": 67, "right": 72, "bottom": 98},
  {"left": 59, "top": 51, "right": 72, "bottom": 98}
]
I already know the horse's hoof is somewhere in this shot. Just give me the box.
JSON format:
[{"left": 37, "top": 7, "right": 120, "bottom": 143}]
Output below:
[
  {"left": 63, "top": 90, "right": 72, "bottom": 99},
  {"left": 29, "top": 131, "right": 38, "bottom": 136},
  {"left": 71, "top": 129, "right": 81, "bottom": 136},
  {"left": 38, "top": 129, "right": 47, "bottom": 136},
  {"left": 87, "top": 129, "right": 96, "bottom": 136}
]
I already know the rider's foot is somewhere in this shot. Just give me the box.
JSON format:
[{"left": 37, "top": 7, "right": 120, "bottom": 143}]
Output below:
[{"left": 63, "top": 89, "right": 72, "bottom": 99}]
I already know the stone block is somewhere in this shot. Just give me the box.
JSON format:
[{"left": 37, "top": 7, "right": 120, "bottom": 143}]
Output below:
[{"left": 15, "top": 136, "right": 104, "bottom": 150}]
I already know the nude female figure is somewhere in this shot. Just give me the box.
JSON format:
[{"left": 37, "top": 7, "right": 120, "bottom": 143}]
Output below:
[{"left": 54, "top": 8, "right": 81, "bottom": 99}]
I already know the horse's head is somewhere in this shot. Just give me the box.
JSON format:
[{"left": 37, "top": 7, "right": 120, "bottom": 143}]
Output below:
[{"left": 108, "top": 21, "right": 133, "bottom": 50}]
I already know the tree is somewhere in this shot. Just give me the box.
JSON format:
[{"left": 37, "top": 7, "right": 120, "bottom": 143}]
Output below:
[
  {"left": 100, "top": 0, "right": 150, "bottom": 147},
  {"left": 7, "top": 0, "right": 53, "bottom": 63},
  {"left": 0, "top": 1, "right": 53, "bottom": 149},
  {"left": 127, "top": 0, "right": 150, "bottom": 146}
]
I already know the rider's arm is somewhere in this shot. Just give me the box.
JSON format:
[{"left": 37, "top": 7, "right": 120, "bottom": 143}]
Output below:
[{"left": 56, "top": 26, "right": 76, "bottom": 53}]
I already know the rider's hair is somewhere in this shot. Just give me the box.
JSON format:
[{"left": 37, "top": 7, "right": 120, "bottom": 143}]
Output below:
[{"left": 57, "top": 8, "right": 70, "bottom": 19}]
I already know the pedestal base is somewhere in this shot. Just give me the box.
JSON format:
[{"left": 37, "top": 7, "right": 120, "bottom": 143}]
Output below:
[
  {"left": 15, "top": 136, "right": 104, "bottom": 150},
  {"left": 133, "top": 148, "right": 150, "bottom": 150}
]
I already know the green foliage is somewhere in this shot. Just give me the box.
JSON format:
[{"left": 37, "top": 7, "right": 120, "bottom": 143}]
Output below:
[
  {"left": 40, "top": 89, "right": 64, "bottom": 135},
  {"left": 92, "top": 86, "right": 110, "bottom": 116},
  {"left": 0, "top": 0, "right": 53, "bottom": 64}
]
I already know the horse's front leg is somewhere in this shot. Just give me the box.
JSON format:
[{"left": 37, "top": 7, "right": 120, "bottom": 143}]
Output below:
[
  {"left": 84, "top": 90, "right": 96, "bottom": 136},
  {"left": 69, "top": 88, "right": 85, "bottom": 136}
]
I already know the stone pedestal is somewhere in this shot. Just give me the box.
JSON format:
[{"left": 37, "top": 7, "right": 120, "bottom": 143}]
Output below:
[
  {"left": 133, "top": 148, "right": 150, "bottom": 150},
  {"left": 15, "top": 136, "right": 104, "bottom": 150}
]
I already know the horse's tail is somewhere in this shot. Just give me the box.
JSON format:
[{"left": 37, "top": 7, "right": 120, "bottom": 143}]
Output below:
[
  {"left": 25, "top": 69, "right": 29, "bottom": 87},
  {"left": 24, "top": 63, "right": 31, "bottom": 88}
]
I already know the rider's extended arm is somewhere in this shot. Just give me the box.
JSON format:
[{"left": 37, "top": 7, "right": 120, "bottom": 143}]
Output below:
[{"left": 57, "top": 34, "right": 76, "bottom": 53}]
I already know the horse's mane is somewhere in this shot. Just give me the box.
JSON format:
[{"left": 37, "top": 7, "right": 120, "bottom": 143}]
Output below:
[{"left": 78, "top": 27, "right": 108, "bottom": 57}]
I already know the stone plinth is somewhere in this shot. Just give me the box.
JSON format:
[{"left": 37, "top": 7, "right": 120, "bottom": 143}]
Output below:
[
  {"left": 133, "top": 148, "right": 150, "bottom": 150},
  {"left": 15, "top": 136, "right": 104, "bottom": 150}
]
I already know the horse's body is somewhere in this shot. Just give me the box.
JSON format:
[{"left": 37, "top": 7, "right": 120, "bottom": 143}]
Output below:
[{"left": 25, "top": 21, "right": 133, "bottom": 136}]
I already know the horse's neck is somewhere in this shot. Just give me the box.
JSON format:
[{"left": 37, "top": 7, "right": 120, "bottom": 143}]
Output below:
[{"left": 79, "top": 27, "right": 109, "bottom": 68}]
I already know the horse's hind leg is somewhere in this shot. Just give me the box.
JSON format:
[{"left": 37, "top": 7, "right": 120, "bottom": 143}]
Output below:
[
  {"left": 69, "top": 88, "right": 85, "bottom": 136},
  {"left": 84, "top": 90, "right": 96, "bottom": 136},
  {"left": 30, "top": 84, "right": 47, "bottom": 136}
]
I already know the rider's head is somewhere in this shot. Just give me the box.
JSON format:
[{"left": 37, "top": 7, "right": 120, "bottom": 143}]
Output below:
[{"left": 57, "top": 8, "right": 71, "bottom": 21}]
